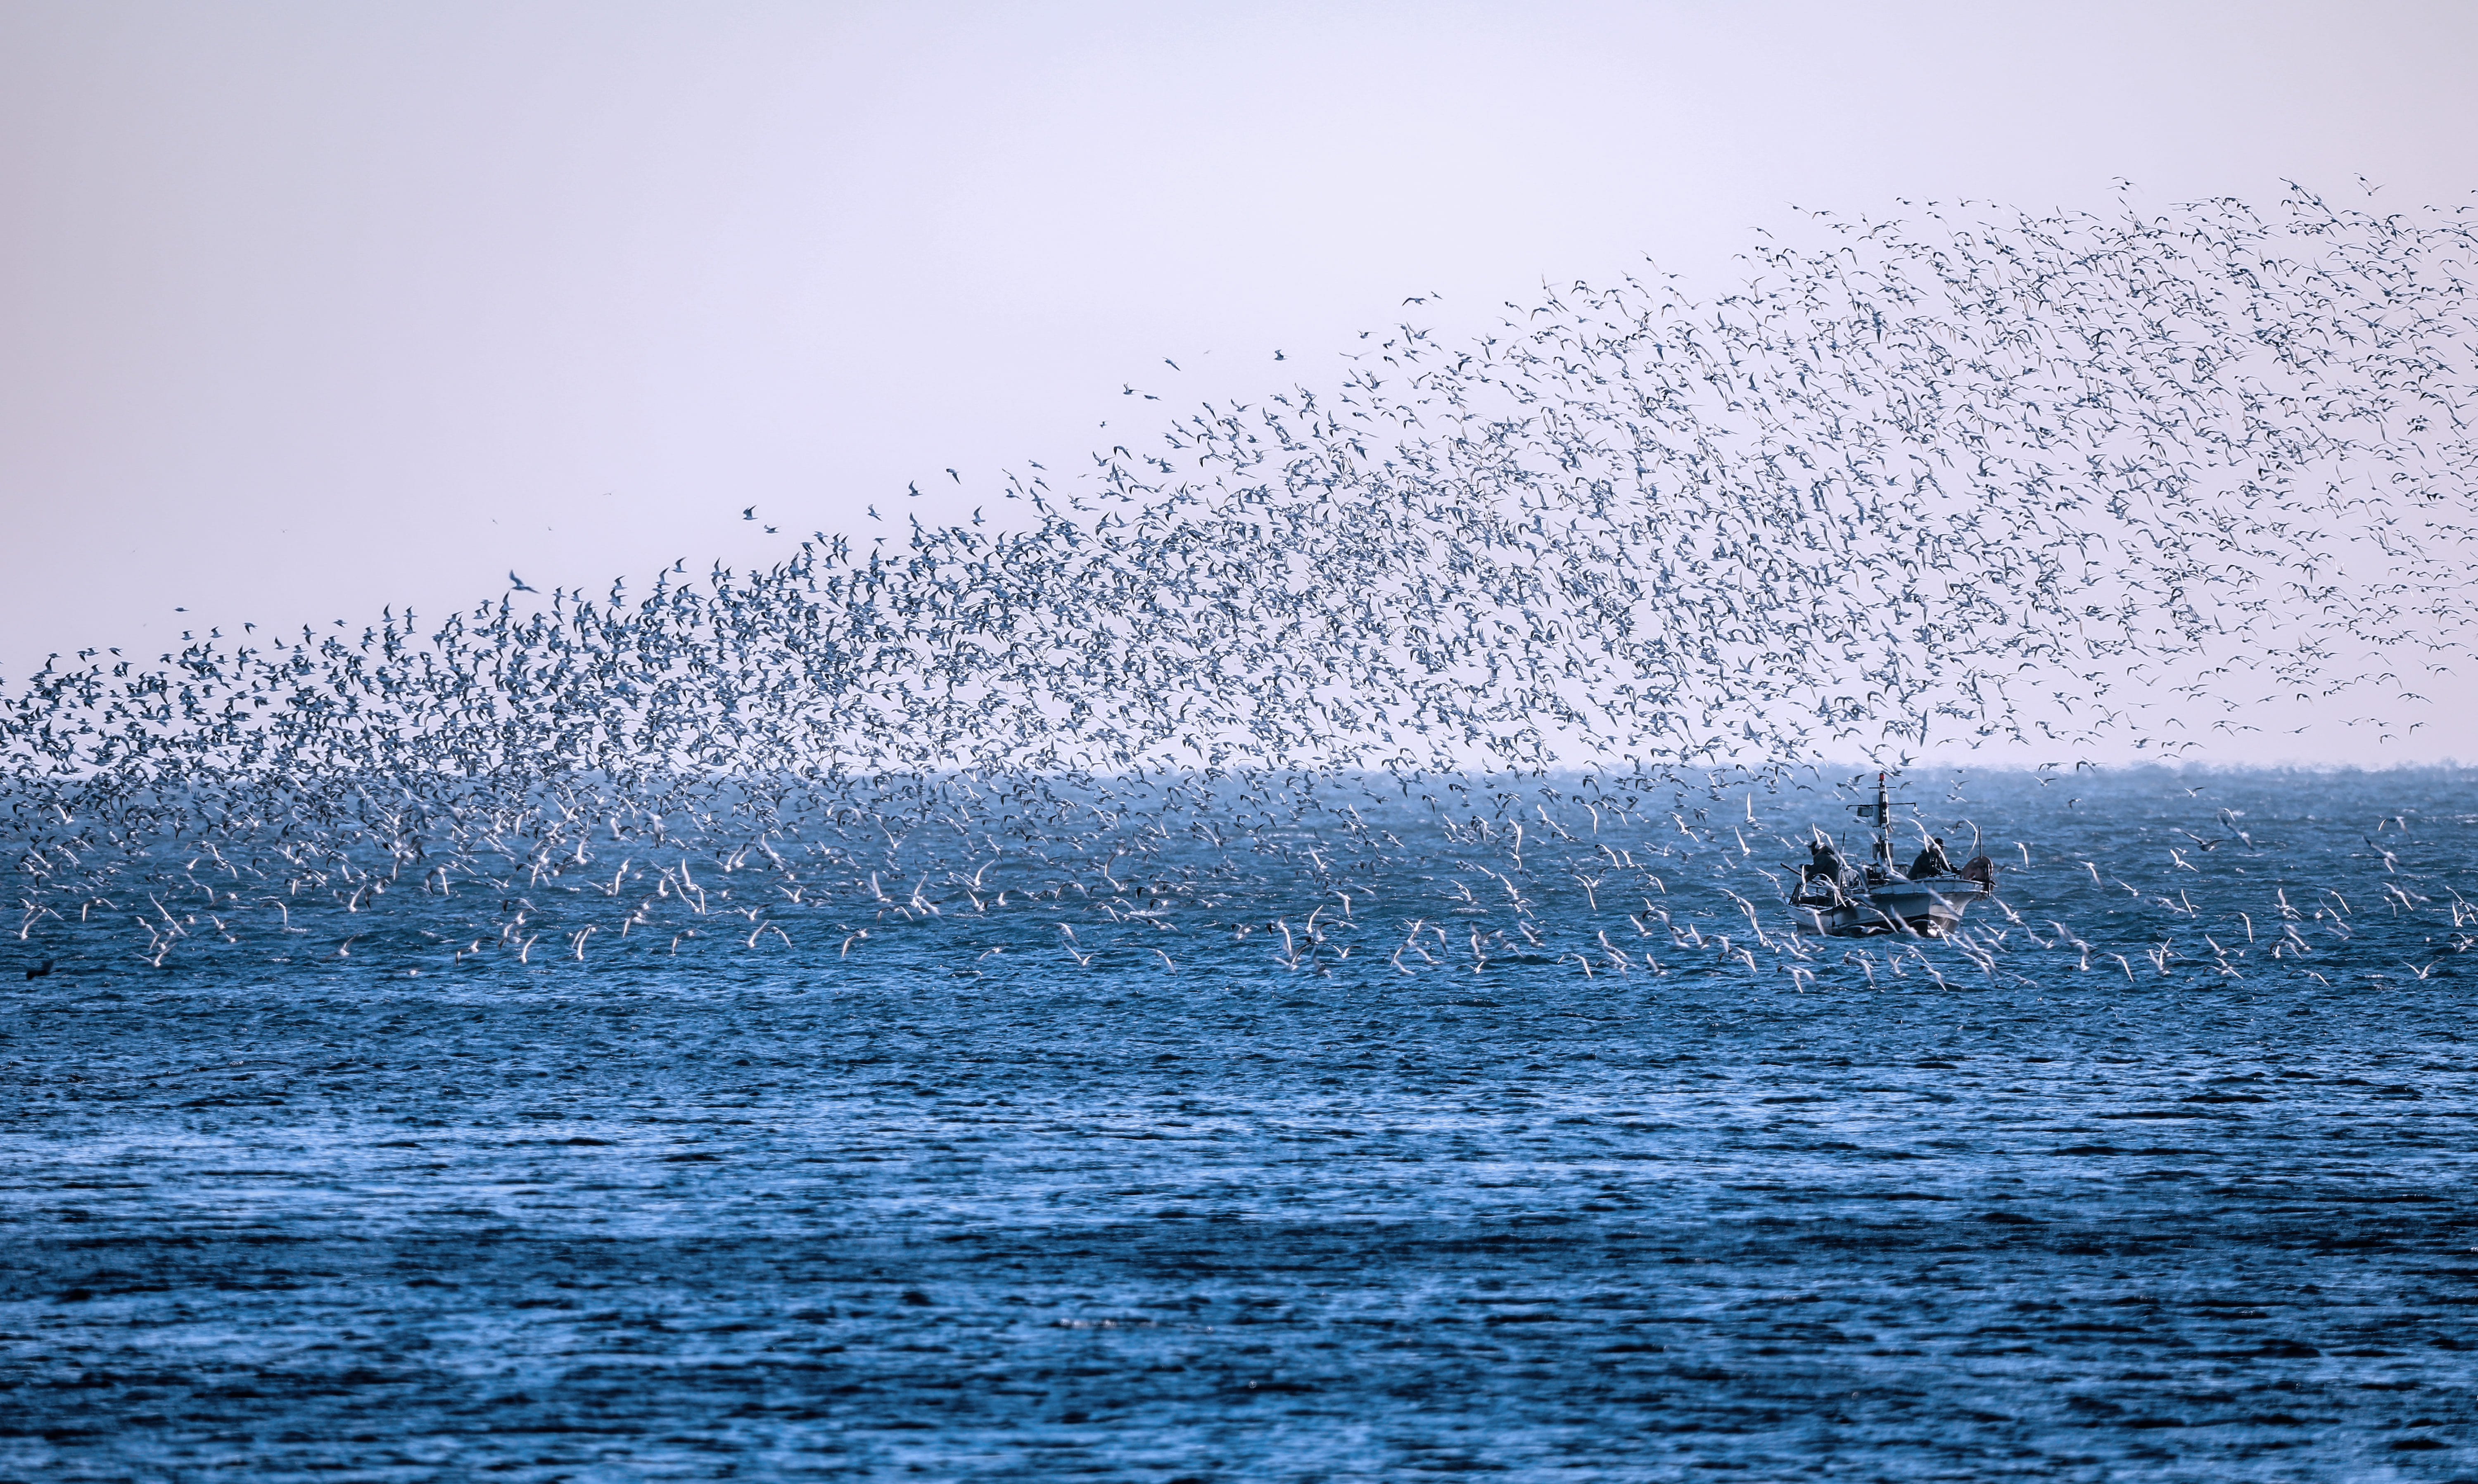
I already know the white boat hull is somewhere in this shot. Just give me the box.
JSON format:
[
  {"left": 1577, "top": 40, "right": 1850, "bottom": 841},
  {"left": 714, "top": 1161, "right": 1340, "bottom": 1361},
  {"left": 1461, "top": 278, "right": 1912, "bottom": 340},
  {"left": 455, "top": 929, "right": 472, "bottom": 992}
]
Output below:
[{"left": 1794, "top": 878, "right": 1987, "bottom": 937}]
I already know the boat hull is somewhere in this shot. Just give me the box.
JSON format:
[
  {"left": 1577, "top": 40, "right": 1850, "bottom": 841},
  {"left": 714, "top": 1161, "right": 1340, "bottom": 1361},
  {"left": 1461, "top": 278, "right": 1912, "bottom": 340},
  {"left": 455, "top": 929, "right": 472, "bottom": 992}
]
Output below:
[{"left": 1794, "top": 879, "right": 1987, "bottom": 937}]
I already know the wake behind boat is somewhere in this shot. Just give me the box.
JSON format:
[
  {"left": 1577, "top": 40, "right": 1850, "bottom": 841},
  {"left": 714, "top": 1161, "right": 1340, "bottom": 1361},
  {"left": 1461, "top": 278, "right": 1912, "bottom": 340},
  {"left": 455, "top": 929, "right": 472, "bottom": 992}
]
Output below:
[{"left": 1791, "top": 773, "right": 1995, "bottom": 937}]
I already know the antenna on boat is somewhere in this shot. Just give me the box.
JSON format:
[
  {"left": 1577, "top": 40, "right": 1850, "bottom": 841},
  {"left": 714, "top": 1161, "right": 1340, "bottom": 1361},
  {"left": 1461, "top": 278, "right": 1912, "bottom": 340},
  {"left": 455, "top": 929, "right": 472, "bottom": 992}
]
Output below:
[{"left": 1849, "top": 771, "right": 1894, "bottom": 869}]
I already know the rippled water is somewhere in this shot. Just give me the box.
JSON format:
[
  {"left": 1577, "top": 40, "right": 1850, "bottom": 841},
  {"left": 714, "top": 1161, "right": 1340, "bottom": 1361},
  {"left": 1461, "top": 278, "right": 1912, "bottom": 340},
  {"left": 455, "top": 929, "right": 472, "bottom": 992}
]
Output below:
[{"left": 5, "top": 769, "right": 2476, "bottom": 1480}]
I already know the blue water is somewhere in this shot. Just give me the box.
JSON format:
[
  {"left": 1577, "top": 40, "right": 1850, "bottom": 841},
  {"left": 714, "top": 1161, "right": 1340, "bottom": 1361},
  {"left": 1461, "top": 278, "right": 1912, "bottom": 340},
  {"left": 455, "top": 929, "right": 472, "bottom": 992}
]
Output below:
[{"left": 5, "top": 767, "right": 2475, "bottom": 1480}]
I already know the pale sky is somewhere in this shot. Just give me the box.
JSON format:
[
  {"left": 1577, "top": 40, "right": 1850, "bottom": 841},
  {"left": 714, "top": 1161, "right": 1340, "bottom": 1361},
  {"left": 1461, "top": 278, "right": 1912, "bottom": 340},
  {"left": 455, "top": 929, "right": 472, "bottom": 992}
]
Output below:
[{"left": 5, "top": 0, "right": 2475, "bottom": 762}]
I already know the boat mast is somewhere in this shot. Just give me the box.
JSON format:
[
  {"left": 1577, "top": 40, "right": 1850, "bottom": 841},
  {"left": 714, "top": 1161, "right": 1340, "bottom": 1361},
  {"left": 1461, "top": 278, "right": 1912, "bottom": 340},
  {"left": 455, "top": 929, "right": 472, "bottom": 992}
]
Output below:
[{"left": 1873, "top": 772, "right": 1892, "bottom": 870}]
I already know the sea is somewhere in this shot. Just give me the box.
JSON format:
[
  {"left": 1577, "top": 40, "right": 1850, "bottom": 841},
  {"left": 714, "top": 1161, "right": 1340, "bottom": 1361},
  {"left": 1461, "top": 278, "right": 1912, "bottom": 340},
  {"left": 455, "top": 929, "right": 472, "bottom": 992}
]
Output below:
[{"left": 4, "top": 766, "right": 2475, "bottom": 1482}]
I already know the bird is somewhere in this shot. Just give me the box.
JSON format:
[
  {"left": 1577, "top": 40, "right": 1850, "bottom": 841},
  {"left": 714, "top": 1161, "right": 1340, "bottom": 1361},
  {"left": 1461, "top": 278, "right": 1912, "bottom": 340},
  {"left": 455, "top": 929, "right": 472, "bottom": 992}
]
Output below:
[{"left": 508, "top": 572, "right": 536, "bottom": 592}]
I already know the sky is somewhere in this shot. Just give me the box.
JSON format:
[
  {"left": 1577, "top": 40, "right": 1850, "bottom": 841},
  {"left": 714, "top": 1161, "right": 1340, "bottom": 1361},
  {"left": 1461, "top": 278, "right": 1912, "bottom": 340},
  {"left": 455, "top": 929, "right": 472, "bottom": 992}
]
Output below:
[{"left": 4, "top": 0, "right": 2476, "bottom": 763}]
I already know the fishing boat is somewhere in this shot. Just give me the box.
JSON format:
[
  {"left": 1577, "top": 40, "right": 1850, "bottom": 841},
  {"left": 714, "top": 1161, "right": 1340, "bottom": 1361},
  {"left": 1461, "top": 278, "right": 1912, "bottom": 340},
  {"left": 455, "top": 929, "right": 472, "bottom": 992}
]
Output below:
[{"left": 1790, "top": 773, "right": 1995, "bottom": 937}]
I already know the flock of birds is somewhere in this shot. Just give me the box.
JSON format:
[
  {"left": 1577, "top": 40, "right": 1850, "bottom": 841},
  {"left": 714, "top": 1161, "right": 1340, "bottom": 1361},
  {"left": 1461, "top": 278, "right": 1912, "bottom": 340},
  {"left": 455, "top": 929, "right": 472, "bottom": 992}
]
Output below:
[{"left": 3, "top": 186, "right": 2475, "bottom": 984}]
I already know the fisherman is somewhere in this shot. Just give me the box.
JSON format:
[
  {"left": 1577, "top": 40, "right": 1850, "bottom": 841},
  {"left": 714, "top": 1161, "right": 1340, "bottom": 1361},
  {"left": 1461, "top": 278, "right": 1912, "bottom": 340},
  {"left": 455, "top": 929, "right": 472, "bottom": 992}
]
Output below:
[
  {"left": 1908, "top": 836, "right": 1955, "bottom": 878},
  {"left": 1804, "top": 836, "right": 1851, "bottom": 901}
]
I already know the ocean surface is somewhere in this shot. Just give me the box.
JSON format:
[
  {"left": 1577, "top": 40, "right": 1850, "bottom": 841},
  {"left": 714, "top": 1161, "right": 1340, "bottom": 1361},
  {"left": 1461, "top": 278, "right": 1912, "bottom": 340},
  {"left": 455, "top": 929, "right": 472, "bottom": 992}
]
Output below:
[{"left": 4, "top": 767, "right": 2476, "bottom": 1482}]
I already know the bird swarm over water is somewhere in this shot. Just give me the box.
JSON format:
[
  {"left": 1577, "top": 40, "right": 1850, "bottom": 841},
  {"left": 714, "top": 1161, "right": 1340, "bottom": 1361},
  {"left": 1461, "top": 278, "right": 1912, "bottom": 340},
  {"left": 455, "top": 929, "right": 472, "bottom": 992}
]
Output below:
[{"left": 4, "top": 188, "right": 2474, "bottom": 980}]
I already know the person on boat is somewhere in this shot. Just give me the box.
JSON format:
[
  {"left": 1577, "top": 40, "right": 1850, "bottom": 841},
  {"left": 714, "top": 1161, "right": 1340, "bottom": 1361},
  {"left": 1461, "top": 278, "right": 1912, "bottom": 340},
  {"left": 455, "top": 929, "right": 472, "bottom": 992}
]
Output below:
[
  {"left": 1908, "top": 836, "right": 1955, "bottom": 878},
  {"left": 1803, "top": 836, "right": 1852, "bottom": 902}
]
